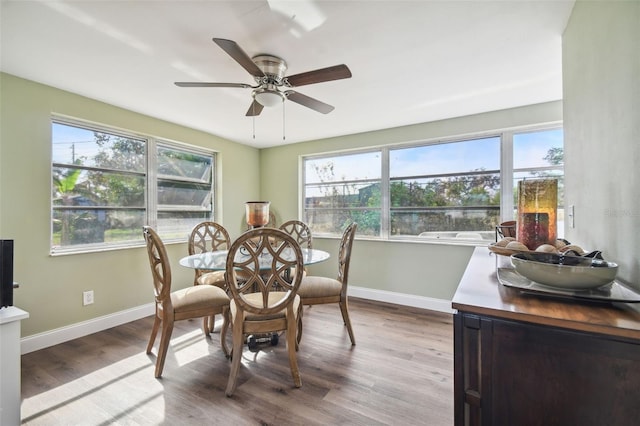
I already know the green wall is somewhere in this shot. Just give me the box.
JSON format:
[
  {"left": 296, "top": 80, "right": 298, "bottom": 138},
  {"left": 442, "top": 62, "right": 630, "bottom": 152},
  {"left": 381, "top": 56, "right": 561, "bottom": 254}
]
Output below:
[{"left": 0, "top": 73, "right": 259, "bottom": 337}]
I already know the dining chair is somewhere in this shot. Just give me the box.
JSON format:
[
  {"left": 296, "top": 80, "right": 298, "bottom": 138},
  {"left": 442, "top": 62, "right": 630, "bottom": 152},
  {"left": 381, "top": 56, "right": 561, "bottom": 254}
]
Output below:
[
  {"left": 188, "top": 221, "right": 231, "bottom": 332},
  {"left": 279, "top": 220, "right": 312, "bottom": 249},
  {"left": 266, "top": 211, "right": 277, "bottom": 227},
  {"left": 224, "top": 227, "right": 305, "bottom": 396},
  {"left": 296, "top": 222, "right": 357, "bottom": 346},
  {"left": 143, "top": 226, "right": 230, "bottom": 378},
  {"left": 188, "top": 221, "right": 231, "bottom": 287},
  {"left": 280, "top": 220, "right": 312, "bottom": 278}
]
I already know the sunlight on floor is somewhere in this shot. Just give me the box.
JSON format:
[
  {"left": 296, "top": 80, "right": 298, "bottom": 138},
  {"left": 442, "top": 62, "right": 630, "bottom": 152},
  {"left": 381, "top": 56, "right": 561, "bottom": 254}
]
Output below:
[{"left": 21, "top": 353, "right": 165, "bottom": 424}]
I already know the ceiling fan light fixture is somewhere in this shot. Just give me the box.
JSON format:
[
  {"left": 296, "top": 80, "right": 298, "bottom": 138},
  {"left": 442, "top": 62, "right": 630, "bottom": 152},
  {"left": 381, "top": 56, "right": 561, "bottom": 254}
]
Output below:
[{"left": 253, "top": 87, "right": 284, "bottom": 107}]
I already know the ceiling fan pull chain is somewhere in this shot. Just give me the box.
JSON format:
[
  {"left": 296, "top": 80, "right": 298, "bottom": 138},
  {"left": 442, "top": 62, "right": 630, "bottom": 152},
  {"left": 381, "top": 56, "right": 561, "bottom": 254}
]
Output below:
[
  {"left": 252, "top": 112, "right": 256, "bottom": 139},
  {"left": 282, "top": 100, "right": 286, "bottom": 140}
]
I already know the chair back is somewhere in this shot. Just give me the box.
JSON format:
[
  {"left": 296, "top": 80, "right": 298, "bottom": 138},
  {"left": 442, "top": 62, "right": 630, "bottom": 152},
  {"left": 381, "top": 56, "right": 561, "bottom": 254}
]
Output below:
[
  {"left": 337, "top": 222, "right": 358, "bottom": 286},
  {"left": 143, "top": 226, "right": 171, "bottom": 305},
  {"left": 188, "top": 221, "right": 230, "bottom": 285},
  {"left": 267, "top": 211, "right": 277, "bottom": 228},
  {"left": 279, "top": 220, "right": 313, "bottom": 249},
  {"left": 188, "top": 221, "right": 230, "bottom": 255},
  {"left": 226, "top": 228, "right": 304, "bottom": 316}
]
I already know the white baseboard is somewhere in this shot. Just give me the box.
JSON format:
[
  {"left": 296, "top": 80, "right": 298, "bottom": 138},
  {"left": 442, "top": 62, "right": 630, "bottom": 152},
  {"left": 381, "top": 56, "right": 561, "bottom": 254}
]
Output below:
[
  {"left": 20, "top": 303, "right": 155, "bottom": 354},
  {"left": 349, "top": 286, "right": 454, "bottom": 314},
  {"left": 20, "top": 289, "right": 453, "bottom": 354}
]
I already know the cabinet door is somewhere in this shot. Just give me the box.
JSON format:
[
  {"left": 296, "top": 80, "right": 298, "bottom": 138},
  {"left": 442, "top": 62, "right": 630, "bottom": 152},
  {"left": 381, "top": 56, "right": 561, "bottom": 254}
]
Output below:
[
  {"left": 455, "top": 312, "right": 640, "bottom": 426},
  {"left": 454, "top": 313, "right": 494, "bottom": 426}
]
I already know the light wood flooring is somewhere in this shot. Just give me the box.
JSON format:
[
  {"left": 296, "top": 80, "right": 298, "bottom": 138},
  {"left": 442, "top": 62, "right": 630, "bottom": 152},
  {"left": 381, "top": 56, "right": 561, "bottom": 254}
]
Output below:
[{"left": 21, "top": 298, "right": 454, "bottom": 425}]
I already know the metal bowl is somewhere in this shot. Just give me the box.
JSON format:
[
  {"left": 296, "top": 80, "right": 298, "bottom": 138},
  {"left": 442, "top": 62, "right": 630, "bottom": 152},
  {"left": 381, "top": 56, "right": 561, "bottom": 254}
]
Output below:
[{"left": 510, "top": 252, "right": 618, "bottom": 290}]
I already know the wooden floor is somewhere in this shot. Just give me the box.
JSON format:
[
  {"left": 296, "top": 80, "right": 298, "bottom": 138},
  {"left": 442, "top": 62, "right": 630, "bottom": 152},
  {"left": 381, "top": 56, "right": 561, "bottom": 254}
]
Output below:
[{"left": 21, "top": 298, "right": 454, "bottom": 425}]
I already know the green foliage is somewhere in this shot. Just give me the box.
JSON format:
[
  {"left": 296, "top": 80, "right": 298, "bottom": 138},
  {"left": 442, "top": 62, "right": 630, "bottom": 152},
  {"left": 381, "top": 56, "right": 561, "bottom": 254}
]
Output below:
[
  {"left": 532, "top": 147, "right": 565, "bottom": 206},
  {"left": 389, "top": 169, "right": 500, "bottom": 209},
  {"left": 53, "top": 168, "right": 82, "bottom": 195},
  {"left": 543, "top": 147, "right": 564, "bottom": 166},
  {"left": 90, "top": 132, "right": 146, "bottom": 207},
  {"left": 94, "top": 132, "right": 145, "bottom": 171}
]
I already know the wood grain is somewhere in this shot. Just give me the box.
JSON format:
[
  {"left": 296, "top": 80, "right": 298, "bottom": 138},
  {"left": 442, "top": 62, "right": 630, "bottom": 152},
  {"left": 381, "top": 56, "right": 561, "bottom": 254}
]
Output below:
[
  {"left": 21, "top": 298, "right": 454, "bottom": 425},
  {"left": 452, "top": 247, "right": 640, "bottom": 339}
]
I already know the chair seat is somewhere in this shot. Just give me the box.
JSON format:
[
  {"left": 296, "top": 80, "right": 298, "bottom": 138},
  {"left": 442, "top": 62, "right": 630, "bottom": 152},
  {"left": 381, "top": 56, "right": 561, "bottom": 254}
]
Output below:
[
  {"left": 297, "top": 276, "right": 342, "bottom": 298},
  {"left": 171, "top": 285, "right": 229, "bottom": 314},
  {"left": 230, "top": 292, "right": 300, "bottom": 322},
  {"left": 289, "top": 267, "right": 307, "bottom": 279},
  {"left": 196, "top": 270, "right": 226, "bottom": 287}
]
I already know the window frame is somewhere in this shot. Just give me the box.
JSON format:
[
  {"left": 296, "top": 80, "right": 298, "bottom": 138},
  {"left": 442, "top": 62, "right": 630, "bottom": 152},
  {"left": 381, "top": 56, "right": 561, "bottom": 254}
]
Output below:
[
  {"left": 301, "top": 122, "right": 563, "bottom": 243},
  {"left": 303, "top": 148, "right": 383, "bottom": 237},
  {"left": 150, "top": 138, "right": 216, "bottom": 240},
  {"left": 51, "top": 116, "right": 216, "bottom": 255}
]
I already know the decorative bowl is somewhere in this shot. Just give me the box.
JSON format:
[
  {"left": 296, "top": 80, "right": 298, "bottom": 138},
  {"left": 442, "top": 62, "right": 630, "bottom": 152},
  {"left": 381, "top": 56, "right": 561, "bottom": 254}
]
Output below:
[{"left": 510, "top": 252, "right": 618, "bottom": 290}]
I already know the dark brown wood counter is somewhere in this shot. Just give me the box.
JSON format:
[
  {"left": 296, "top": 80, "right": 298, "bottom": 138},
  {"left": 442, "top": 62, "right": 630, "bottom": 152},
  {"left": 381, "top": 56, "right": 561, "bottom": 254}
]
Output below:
[{"left": 452, "top": 247, "right": 640, "bottom": 426}]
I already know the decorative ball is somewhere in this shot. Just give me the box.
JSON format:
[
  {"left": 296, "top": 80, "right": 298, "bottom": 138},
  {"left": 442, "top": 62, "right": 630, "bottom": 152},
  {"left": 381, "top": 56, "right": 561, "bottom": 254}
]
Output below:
[
  {"left": 496, "top": 237, "right": 516, "bottom": 247},
  {"left": 560, "top": 244, "right": 585, "bottom": 255},
  {"left": 506, "top": 241, "right": 528, "bottom": 251},
  {"left": 535, "top": 244, "right": 558, "bottom": 253},
  {"left": 553, "top": 239, "right": 570, "bottom": 249}
]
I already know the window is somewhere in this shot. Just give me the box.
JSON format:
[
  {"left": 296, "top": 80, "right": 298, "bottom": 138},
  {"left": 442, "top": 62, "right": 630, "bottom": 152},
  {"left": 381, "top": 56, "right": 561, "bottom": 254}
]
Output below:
[
  {"left": 302, "top": 126, "right": 563, "bottom": 241},
  {"left": 154, "top": 143, "right": 214, "bottom": 239},
  {"left": 511, "top": 128, "right": 565, "bottom": 236},
  {"left": 304, "top": 151, "right": 381, "bottom": 236},
  {"left": 390, "top": 137, "right": 500, "bottom": 240},
  {"left": 51, "top": 118, "right": 215, "bottom": 253}
]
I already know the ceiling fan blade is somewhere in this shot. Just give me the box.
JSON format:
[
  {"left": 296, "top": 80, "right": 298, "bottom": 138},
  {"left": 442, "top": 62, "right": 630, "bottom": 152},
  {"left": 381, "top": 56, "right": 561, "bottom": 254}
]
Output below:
[
  {"left": 175, "top": 82, "right": 252, "bottom": 88},
  {"left": 212, "top": 38, "right": 265, "bottom": 78},
  {"left": 245, "top": 100, "right": 264, "bottom": 117},
  {"left": 285, "top": 91, "right": 335, "bottom": 114},
  {"left": 285, "top": 64, "right": 352, "bottom": 87}
]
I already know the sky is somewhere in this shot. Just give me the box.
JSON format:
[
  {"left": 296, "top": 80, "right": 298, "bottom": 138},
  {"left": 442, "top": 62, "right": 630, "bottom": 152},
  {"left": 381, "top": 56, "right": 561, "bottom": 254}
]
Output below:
[
  {"left": 305, "top": 128, "right": 563, "bottom": 183},
  {"left": 52, "top": 122, "right": 145, "bottom": 167}
]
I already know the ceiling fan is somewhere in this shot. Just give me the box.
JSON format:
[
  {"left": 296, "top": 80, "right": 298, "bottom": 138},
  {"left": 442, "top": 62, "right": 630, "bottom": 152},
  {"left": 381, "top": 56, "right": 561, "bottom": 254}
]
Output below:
[{"left": 175, "top": 38, "right": 352, "bottom": 116}]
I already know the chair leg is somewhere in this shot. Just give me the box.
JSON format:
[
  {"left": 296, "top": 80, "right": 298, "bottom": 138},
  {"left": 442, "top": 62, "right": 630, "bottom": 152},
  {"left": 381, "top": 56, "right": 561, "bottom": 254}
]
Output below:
[
  {"left": 225, "top": 316, "right": 244, "bottom": 397},
  {"left": 339, "top": 299, "right": 356, "bottom": 346},
  {"left": 202, "top": 314, "right": 215, "bottom": 336},
  {"left": 147, "top": 314, "right": 161, "bottom": 354},
  {"left": 209, "top": 314, "right": 216, "bottom": 333},
  {"left": 296, "top": 305, "right": 304, "bottom": 347},
  {"left": 202, "top": 317, "right": 209, "bottom": 336},
  {"left": 220, "top": 308, "right": 230, "bottom": 358},
  {"left": 155, "top": 315, "right": 174, "bottom": 378},
  {"left": 287, "top": 310, "right": 302, "bottom": 388}
]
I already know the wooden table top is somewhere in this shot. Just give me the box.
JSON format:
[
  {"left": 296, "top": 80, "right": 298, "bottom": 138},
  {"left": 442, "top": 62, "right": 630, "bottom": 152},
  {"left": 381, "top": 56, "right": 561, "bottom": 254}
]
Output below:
[{"left": 452, "top": 247, "right": 640, "bottom": 340}]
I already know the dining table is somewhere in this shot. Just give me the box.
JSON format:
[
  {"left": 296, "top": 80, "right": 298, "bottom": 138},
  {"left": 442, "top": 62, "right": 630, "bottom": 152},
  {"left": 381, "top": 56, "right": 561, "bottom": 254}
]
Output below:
[
  {"left": 179, "top": 247, "right": 330, "bottom": 271},
  {"left": 179, "top": 246, "right": 330, "bottom": 351}
]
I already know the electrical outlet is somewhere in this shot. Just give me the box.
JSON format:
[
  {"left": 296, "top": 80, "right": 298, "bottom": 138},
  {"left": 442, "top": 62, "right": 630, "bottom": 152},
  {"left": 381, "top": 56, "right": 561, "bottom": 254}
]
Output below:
[{"left": 83, "top": 290, "right": 94, "bottom": 306}]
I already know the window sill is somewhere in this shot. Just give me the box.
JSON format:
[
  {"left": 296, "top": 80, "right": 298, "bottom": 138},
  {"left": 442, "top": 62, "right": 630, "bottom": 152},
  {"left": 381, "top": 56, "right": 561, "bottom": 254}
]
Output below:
[{"left": 313, "top": 234, "right": 491, "bottom": 248}]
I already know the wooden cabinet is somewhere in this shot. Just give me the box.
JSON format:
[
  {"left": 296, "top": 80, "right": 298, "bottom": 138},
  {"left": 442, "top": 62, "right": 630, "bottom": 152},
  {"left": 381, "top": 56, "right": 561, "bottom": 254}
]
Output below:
[
  {"left": 453, "top": 248, "right": 640, "bottom": 426},
  {"left": 455, "top": 312, "right": 640, "bottom": 426}
]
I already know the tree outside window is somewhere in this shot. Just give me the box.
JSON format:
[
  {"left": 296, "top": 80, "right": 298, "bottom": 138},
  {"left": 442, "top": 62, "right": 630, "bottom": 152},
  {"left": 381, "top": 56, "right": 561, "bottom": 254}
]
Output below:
[
  {"left": 303, "top": 127, "right": 563, "bottom": 241},
  {"left": 51, "top": 120, "right": 214, "bottom": 253}
]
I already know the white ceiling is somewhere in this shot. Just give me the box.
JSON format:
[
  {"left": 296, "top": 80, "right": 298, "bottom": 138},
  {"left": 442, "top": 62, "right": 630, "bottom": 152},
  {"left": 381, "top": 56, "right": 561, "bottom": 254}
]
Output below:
[{"left": 0, "top": 0, "right": 575, "bottom": 148}]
